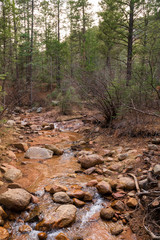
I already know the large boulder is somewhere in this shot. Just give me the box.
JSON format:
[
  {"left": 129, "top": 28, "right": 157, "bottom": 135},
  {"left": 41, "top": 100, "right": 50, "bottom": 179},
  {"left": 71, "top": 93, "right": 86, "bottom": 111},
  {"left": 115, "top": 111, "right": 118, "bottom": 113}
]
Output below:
[
  {"left": 0, "top": 188, "right": 31, "bottom": 211},
  {"left": 53, "top": 192, "right": 71, "bottom": 204},
  {"left": 36, "top": 204, "right": 77, "bottom": 230},
  {"left": 78, "top": 154, "right": 104, "bottom": 169},
  {"left": 96, "top": 181, "right": 112, "bottom": 195},
  {"left": 24, "top": 147, "right": 53, "bottom": 159}
]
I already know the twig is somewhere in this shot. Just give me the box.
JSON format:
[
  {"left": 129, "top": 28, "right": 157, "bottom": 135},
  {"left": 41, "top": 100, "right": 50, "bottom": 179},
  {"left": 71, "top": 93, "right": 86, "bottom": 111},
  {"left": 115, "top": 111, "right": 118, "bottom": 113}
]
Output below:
[
  {"left": 143, "top": 215, "right": 160, "bottom": 239},
  {"left": 128, "top": 173, "right": 140, "bottom": 193},
  {"left": 125, "top": 105, "right": 160, "bottom": 118}
]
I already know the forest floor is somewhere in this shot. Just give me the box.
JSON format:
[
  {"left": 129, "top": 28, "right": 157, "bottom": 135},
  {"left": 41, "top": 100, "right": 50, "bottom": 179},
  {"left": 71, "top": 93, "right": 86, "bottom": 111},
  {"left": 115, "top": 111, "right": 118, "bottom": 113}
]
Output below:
[{"left": 0, "top": 105, "right": 159, "bottom": 240}]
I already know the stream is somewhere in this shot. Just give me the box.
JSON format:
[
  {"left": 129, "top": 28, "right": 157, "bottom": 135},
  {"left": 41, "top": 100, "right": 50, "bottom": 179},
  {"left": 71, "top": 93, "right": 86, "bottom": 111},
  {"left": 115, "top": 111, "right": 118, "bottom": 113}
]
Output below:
[{"left": 6, "top": 118, "right": 136, "bottom": 240}]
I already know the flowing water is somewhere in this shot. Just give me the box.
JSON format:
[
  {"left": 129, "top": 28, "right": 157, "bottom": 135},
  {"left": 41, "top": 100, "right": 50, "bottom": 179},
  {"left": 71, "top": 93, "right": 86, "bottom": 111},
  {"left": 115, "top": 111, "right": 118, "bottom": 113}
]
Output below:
[{"left": 8, "top": 119, "right": 136, "bottom": 240}]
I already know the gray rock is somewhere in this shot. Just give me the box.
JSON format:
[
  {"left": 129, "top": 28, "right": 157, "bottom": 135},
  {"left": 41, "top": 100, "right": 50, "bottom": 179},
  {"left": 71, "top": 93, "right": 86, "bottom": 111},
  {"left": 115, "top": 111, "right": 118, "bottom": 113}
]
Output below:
[
  {"left": 6, "top": 120, "right": 15, "bottom": 126},
  {"left": 4, "top": 168, "right": 22, "bottom": 182},
  {"left": 148, "top": 144, "right": 158, "bottom": 151},
  {"left": 53, "top": 192, "right": 71, "bottom": 204},
  {"left": 36, "top": 107, "right": 43, "bottom": 113},
  {"left": 118, "top": 153, "right": 128, "bottom": 161},
  {"left": 154, "top": 164, "right": 160, "bottom": 175},
  {"left": 0, "top": 188, "right": 31, "bottom": 210},
  {"left": 25, "top": 147, "right": 53, "bottom": 159}
]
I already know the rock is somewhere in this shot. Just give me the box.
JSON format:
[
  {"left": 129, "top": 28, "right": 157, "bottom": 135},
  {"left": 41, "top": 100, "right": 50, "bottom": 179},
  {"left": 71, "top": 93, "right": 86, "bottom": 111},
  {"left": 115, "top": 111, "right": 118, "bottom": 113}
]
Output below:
[
  {"left": 117, "top": 177, "right": 135, "bottom": 190},
  {"left": 6, "top": 120, "right": 15, "bottom": 126},
  {"left": 30, "top": 125, "right": 42, "bottom": 131},
  {"left": 84, "top": 167, "right": 96, "bottom": 175},
  {"left": 19, "top": 225, "right": 32, "bottom": 233},
  {"left": 37, "top": 107, "right": 43, "bottom": 113},
  {"left": 100, "top": 207, "right": 115, "bottom": 220},
  {"left": 83, "top": 192, "right": 93, "bottom": 201},
  {"left": 102, "top": 150, "right": 115, "bottom": 157},
  {"left": 45, "top": 184, "right": 68, "bottom": 194},
  {"left": 73, "top": 198, "right": 85, "bottom": 207},
  {"left": 4, "top": 168, "right": 22, "bottom": 182},
  {"left": 148, "top": 144, "right": 158, "bottom": 151},
  {"left": 38, "top": 232, "right": 47, "bottom": 240},
  {"left": 0, "top": 188, "right": 31, "bottom": 211},
  {"left": 25, "top": 147, "right": 53, "bottom": 159},
  {"left": 6, "top": 151, "right": 17, "bottom": 160},
  {"left": 67, "top": 190, "right": 85, "bottom": 199},
  {"left": 44, "top": 144, "right": 63, "bottom": 155},
  {"left": 36, "top": 204, "right": 77, "bottom": 230},
  {"left": 0, "top": 217, "right": 4, "bottom": 226},
  {"left": 0, "top": 226, "right": 9, "bottom": 240},
  {"left": 78, "top": 154, "right": 104, "bottom": 169},
  {"left": 111, "top": 200, "right": 126, "bottom": 212},
  {"left": 8, "top": 183, "right": 22, "bottom": 189},
  {"left": 86, "top": 180, "right": 98, "bottom": 187},
  {"left": 55, "top": 233, "right": 69, "bottom": 240},
  {"left": 127, "top": 198, "right": 138, "bottom": 208},
  {"left": 154, "top": 164, "right": 160, "bottom": 175},
  {"left": 110, "top": 224, "right": 123, "bottom": 236},
  {"left": 96, "top": 181, "right": 112, "bottom": 195},
  {"left": 25, "top": 205, "right": 40, "bottom": 222},
  {"left": 118, "top": 153, "right": 128, "bottom": 161},
  {"left": 53, "top": 192, "right": 71, "bottom": 204},
  {"left": 109, "top": 163, "right": 124, "bottom": 172},
  {"left": 13, "top": 143, "right": 28, "bottom": 152},
  {"left": 0, "top": 181, "right": 4, "bottom": 187}
]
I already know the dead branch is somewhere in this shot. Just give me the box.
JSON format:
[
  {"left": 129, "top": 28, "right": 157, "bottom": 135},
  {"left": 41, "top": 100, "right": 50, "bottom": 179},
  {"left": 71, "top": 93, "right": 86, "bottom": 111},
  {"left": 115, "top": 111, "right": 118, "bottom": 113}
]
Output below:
[
  {"left": 128, "top": 173, "right": 140, "bottom": 193},
  {"left": 137, "top": 191, "right": 160, "bottom": 197},
  {"left": 143, "top": 215, "right": 160, "bottom": 239},
  {"left": 125, "top": 105, "right": 160, "bottom": 118}
]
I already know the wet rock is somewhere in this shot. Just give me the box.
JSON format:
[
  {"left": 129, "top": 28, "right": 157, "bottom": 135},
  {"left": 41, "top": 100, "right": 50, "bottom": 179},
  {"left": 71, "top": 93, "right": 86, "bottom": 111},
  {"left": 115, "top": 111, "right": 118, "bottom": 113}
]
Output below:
[
  {"left": 117, "top": 177, "right": 135, "bottom": 190},
  {"left": 110, "top": 224, "right": 123, "bottom": 236},
  {"left": 13, "top": 143, "right": 28, "bottom": 152},
  {"left": 25, "top": 147, "right": 53, "bottom": 159},
  {"left": 127, "top": 198, "right": 138, "bottom": 208},
  {"left": 0, "top": 226, "right": 9, "bottom": 240},
  {"left": 96, "top": 181, "right": 112, "bottom": 195},
  {"left": 148, "top": 144, "right": 158, "bottom": 151},
  {"left": 38, "top": 232, "right": 47, "bottom": 240},
  {"left": 154, "top": 164, "right": 160, "bottom": 175},
  {"left": 0, "top": 188, "right": 31, "bottom": 211},
  {"left": 73, "top": 198, "right": 85, "bottom": 207},
  {"left": 118, "top": 153, "right": 128, "bottom": 161},
  {"left": 4, "top": 167, "right": 22, "bottom": 182},
  {"left": 78, "top": 154, "right": 104, "bottom": 169},
  {"left": 67, "top": 190, "right": 85, "bottom": 199},
  {"left": 44, "top": 144, "right": 63, "bottom": 155},
  {"left": 36, "top": 204, "right": 77, "bottom": 230},
  {"left": 53, "top": 192, "right": 71, "bottom": 204},
  {"left": 86, "top": 180, "right": 98, "bottom": 187},
  {"left": 111, "top": 200, "right": 126, "bottom": 212},
  {"left": 19, "top": 225, "right": 32, "bottom": 233},
  {"left": 84, "top": 167, "right": 96, "bottom": 175},
  {"left": 55, "top": 233, "right": 69, "bottom": 240},
  {"left": 45, "top": 184, "right": 68, "bottom": 194},
  {"left": 25, "top": 205, "right": 40, "bottom": 222},
  {"left": 100, "top": 207, "right": 115, "bottom": 220},
  {"left": 83, "top": 192, "right": 93, "bottom": 201}
]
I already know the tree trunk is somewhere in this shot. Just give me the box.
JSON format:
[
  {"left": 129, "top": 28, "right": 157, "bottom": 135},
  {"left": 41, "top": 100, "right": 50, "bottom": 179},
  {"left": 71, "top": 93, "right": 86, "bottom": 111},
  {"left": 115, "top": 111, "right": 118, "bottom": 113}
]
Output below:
[{"left": 126, "top": 0, "right": 134, "bottom": 86}]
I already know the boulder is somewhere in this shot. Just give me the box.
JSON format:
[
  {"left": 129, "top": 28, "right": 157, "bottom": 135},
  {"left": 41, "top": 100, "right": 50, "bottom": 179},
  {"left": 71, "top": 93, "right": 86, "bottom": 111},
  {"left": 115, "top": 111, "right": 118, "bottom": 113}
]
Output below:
[
  {"left": 0, "top": 188, "right": 31, "bottom": 211},
  {"left": 78, "top": 154, "right": 104, "bottom": 169},
  {"left": 110, "top": 224, "right": 123, "bottom": 236},
  {"left": 117, "top": 177, "right": 135, "bottom": 190},
  {"left": 45, "top": 144, "right": 63, "bottom": 155},
  {"left": 13, "top": 143, "right": 28, "bottom": 152},
  {"left": 100, "top": 207, "right": 115, "bottom": 220},
  {"left": 25, "top": 147, "right": 53, "bottom": 159},
  {"left": 36, "top": 204, "right": 77, "bottom": 230},
  {"left": 96, "top": 181, "right": 112, "bottom": 195},
  {"left": 4, "top": 168, "right": 22, "bottom": 182},
  {"left": 0, "top": 227, "right": 9, "bottom": 240},
  {"left": 53, "top": 192, "right": 71, "bottom": 204}
]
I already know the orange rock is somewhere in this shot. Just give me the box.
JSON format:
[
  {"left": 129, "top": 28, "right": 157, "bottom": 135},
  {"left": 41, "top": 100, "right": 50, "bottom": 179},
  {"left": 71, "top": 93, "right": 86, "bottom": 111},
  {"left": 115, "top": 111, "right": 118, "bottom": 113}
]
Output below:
[
  {"left": 0, "top": 227, "right": 9, "bottom": 240},
  {"left": 67, "top": 190, "right": 85, "bottom": 199},
  {"left": 73, "top": 198, "right": 85, "bottom": 207},
  {"left": 19, "top": 225, "right": 32, "bottom": 233},
  {"left": 55, "top": 233, "right": 69, "bottom": 240},
  {"left": 38, "top": 232, "right": 47, "bottom": 240}
]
